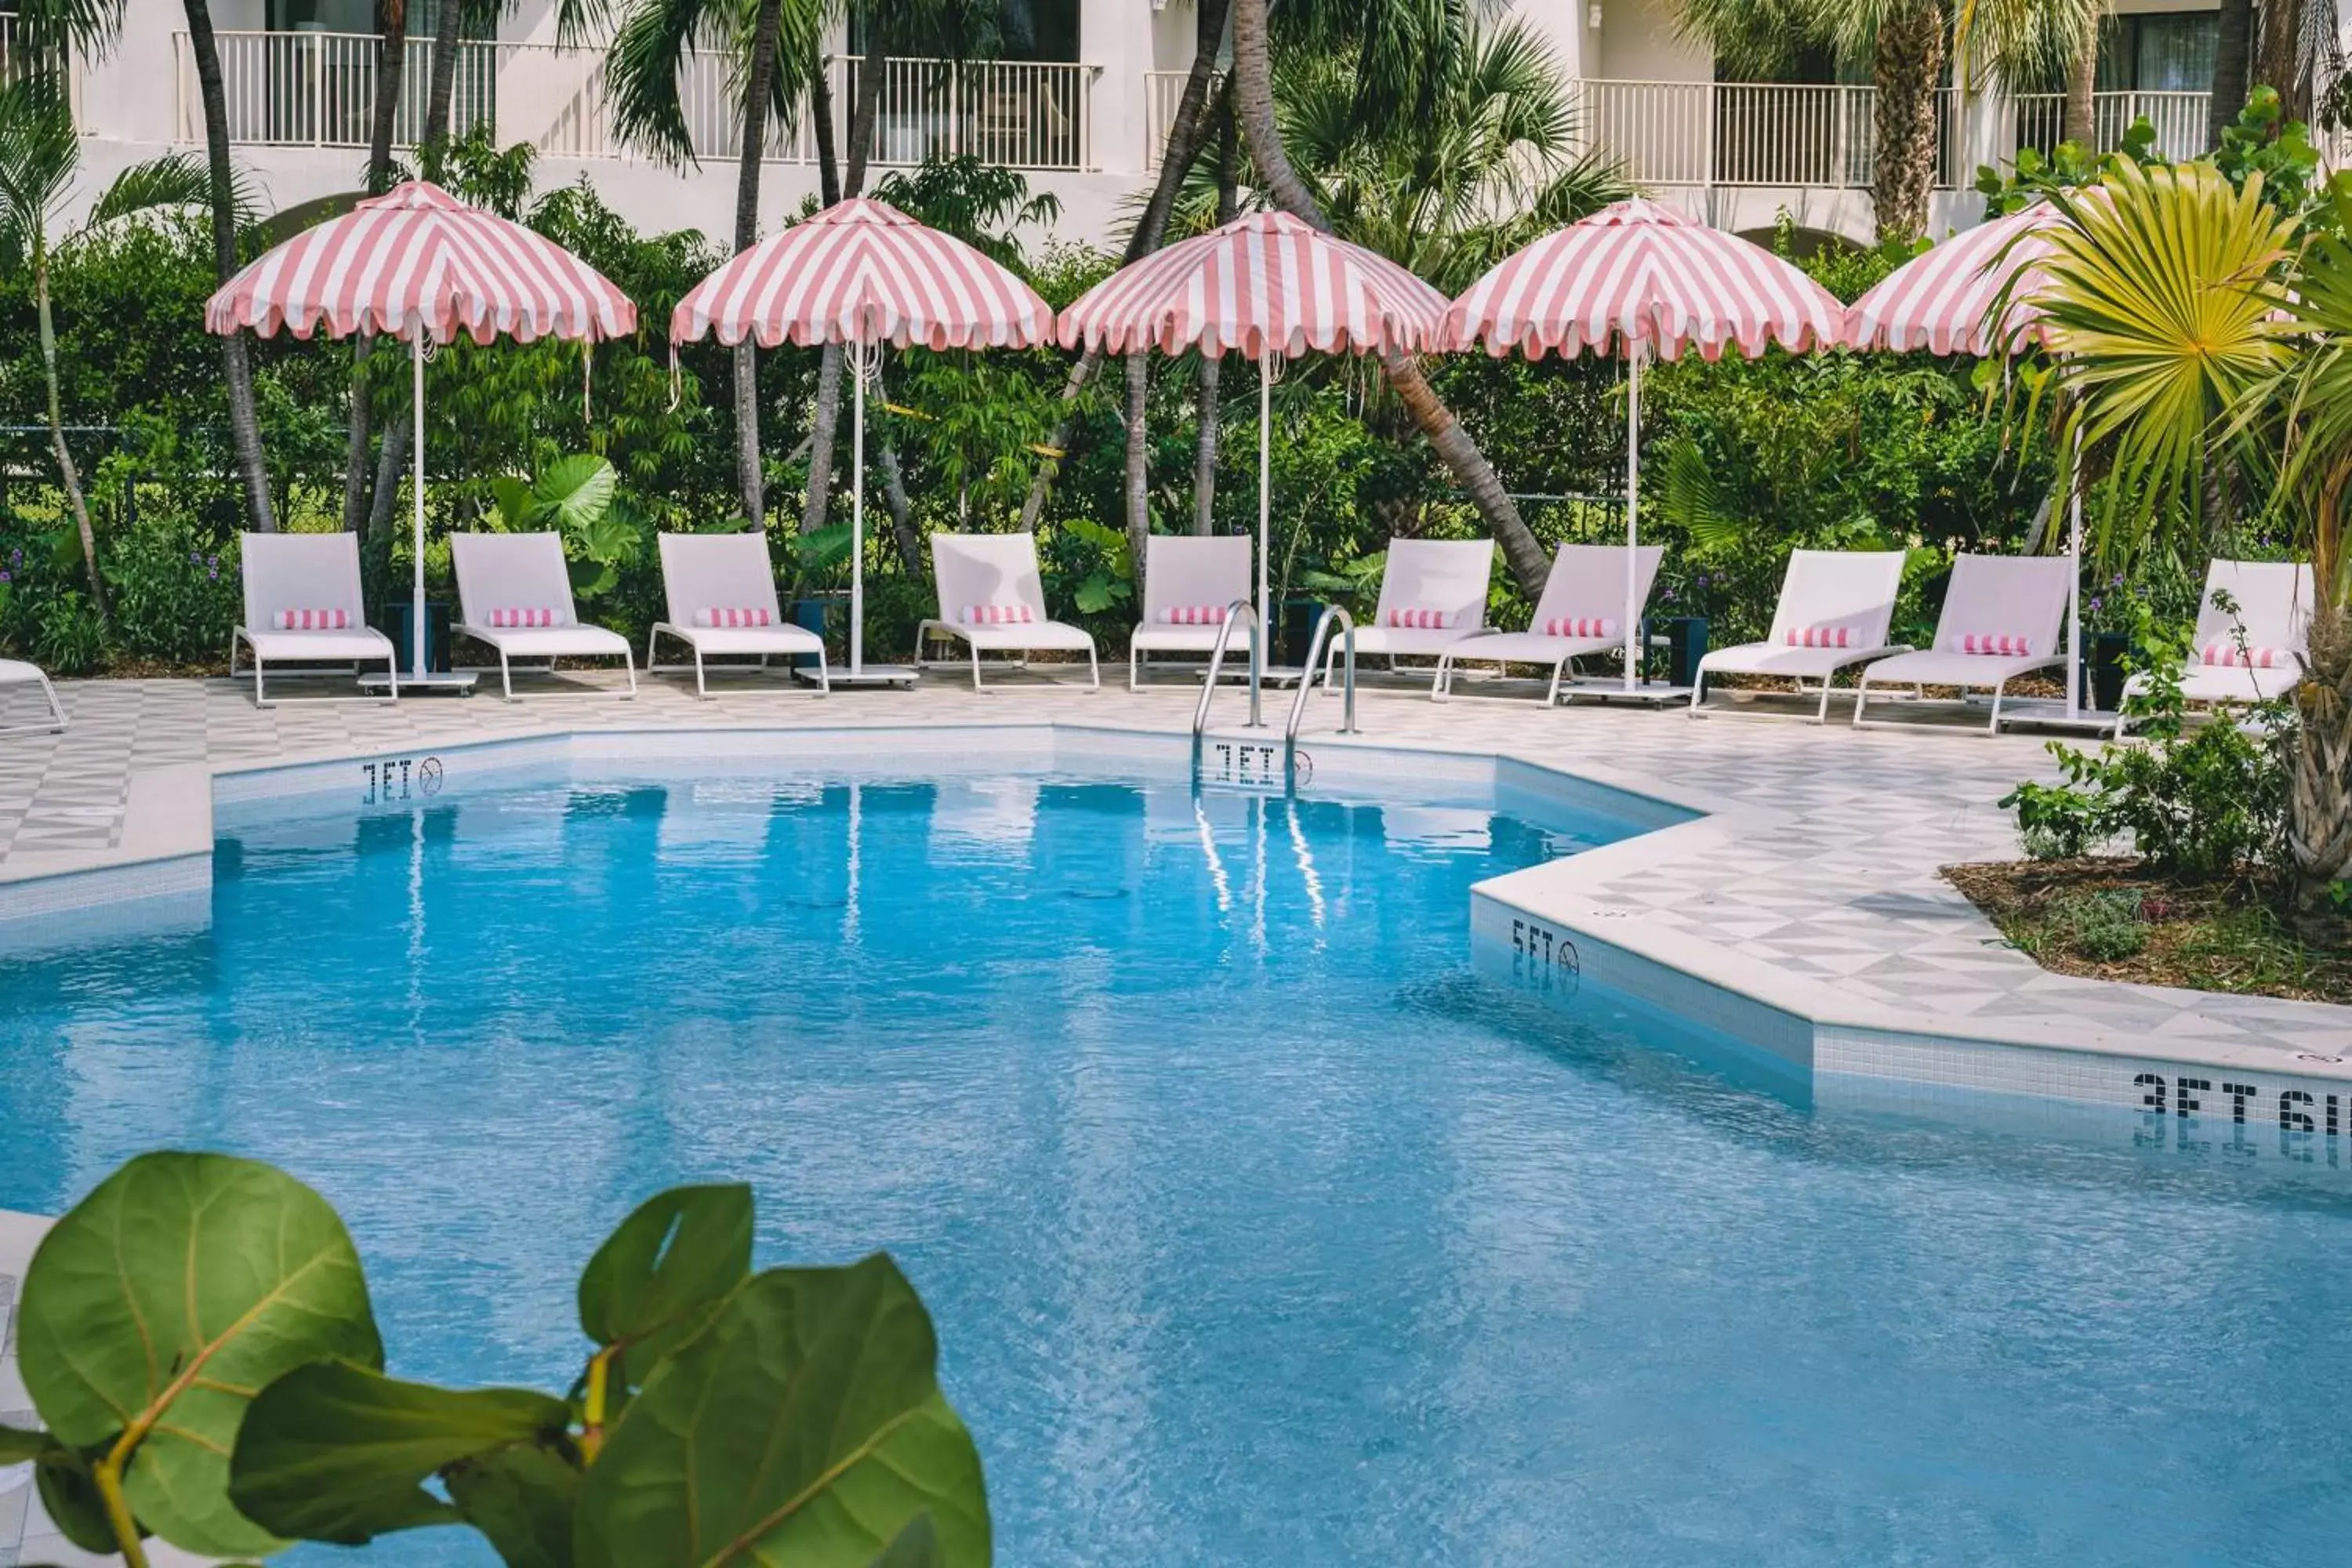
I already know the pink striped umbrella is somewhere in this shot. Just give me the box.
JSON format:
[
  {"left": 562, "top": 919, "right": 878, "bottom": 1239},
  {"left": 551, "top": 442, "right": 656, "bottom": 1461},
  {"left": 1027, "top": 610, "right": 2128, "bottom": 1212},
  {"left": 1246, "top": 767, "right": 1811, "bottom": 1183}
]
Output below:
[
  {"left": 1842, "top": 202, "right": 2063, "bottom": 356},
  {"left": 1443, "top": 199, "right": 1845, "bottom": 692},
  {"left": 206, "top": 181, "right": 638, "bottom": 690},
  {"left": 670, "top": 198, "right": 1053, "bottom": 681},
  {"left": 1842, "top": 202, "right": 2104, "bottom": 720},
  {"left": 1057, "top": 210, "right": 1450, "bottom": 627}
]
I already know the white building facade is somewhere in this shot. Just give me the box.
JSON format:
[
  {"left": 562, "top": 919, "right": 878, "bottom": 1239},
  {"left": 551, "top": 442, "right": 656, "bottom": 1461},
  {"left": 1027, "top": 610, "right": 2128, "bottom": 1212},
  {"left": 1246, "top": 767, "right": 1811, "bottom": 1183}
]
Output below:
[{"left": 7, "top": 0, "right": 2263, "bottom": 246}]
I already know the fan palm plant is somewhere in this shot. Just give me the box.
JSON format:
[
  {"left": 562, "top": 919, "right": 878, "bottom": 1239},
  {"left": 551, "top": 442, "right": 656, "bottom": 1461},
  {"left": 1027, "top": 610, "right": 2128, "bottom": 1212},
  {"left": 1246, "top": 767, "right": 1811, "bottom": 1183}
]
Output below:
[
  {"left": 2030, "top": 158, "right": 2349, "bottom": 920},
  {"left": 0, "top": 81, "right": 247, "bottom": 620}
]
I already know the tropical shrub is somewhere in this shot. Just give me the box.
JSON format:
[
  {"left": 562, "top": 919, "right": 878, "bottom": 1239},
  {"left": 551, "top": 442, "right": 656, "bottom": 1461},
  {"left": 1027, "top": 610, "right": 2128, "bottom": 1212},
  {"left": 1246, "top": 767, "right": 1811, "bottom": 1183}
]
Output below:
[{"left": 0, "top": 1152, "right": 986, "bottom": 1568}]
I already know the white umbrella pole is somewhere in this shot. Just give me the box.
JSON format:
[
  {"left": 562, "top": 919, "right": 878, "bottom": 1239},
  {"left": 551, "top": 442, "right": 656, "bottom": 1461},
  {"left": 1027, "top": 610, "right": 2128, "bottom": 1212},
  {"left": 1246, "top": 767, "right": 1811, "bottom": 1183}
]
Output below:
[
  {"left": 2066, "top": 430, "right": 2083, "bottom": 717},
  {"left": 851, "top": 345, "right": 866, "bottom": 679},
  {"left": 412, "top": 330, "right": 427, "bottom": 682},
  {"left": 1258, "top": 354, "right": 1271, "bottom": 635},
  {"left": 1623, "top": 343, "right": 1642, "bottom": 693}
]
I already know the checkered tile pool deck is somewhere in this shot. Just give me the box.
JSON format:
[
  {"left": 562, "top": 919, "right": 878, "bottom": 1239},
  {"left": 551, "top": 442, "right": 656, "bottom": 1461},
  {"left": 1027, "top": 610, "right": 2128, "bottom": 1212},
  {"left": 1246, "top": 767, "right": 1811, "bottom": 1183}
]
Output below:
[{"left": 2, "top": 667, "right": 2346, "bottom": 1061}]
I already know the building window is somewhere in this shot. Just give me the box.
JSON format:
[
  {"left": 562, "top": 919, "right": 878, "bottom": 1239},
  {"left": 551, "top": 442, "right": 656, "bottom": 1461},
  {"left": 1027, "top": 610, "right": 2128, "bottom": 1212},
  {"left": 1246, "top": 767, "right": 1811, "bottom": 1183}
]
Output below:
[
  {"left": 2098, "top": 11, "right": 2220, "bottom": 93},
  {"left": 853, "top": 0, "right": 1080, "bottom": 64}
]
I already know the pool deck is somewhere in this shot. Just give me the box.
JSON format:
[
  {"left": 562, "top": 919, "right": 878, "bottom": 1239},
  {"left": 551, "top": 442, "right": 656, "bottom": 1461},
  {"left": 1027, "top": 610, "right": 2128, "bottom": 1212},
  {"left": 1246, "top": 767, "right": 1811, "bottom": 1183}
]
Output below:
[{"left": 2, "top": 666, "right": 2347, "bottom": 1074}]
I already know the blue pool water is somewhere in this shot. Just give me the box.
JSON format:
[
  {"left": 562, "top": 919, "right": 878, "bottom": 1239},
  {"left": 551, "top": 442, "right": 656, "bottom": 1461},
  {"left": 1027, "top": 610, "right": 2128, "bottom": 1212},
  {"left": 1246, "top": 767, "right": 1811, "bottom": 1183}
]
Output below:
[{"left": 5, "top": 760, "right": 2352, "bottom": 1566}]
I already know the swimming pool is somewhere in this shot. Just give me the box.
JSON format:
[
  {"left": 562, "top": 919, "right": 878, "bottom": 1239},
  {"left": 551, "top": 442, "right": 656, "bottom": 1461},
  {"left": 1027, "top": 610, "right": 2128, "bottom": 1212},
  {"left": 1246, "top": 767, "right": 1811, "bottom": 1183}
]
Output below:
[{"left": 5, "top": 753, "right": 2351, "bottom": 1566}]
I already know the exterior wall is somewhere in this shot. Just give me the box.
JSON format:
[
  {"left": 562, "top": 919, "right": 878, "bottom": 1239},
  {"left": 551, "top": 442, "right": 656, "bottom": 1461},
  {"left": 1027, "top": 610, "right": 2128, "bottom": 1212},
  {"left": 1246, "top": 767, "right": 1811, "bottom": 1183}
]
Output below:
[{"left": 49, "top": 0, "right": 2310, "bottom": 250}]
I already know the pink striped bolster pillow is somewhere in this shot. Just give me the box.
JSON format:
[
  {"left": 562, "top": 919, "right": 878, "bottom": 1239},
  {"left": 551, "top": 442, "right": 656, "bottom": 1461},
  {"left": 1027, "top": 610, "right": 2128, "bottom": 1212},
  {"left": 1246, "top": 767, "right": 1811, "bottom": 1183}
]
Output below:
[
  {"left": 1542, "top": 616, "right": 1617, "bottom": 638},
  {"left": 1387, "top": 608, "right": 1456, "bottom": 630},
  {"left": 273, "top": 608, "right": 349, "bottom": 631},
  {"left": 695, "top": 607, "right": 773, "bottom": 628},
  {"left": 1958, "top": 632, "right": 2033, "bottom": 656},
  {"left": 961, "top": 603, "right": 1035, "bottom": 626},
  {"left": 488, "top": 608, "right": 557, "bottom": 629},
  {"left": 1160, "top": 604, "right": 1230, "bottom": 626},
  {"left": 1783, "top": 625, "right": 1853, "bottom": 649},
  {"left": 2201, "top": 641, "right": 2290, "bottom": 669}
]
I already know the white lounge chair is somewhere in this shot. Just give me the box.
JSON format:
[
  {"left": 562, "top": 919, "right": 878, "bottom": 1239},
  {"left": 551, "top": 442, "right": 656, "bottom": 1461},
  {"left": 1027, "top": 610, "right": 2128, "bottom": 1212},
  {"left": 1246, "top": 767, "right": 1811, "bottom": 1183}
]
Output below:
[
  {"left": 916, "top": 532, "right": 1099, "bottom": 691},
  {"left": 230, "top": 531, "right": 398, "bottom": 706},
  {"left": 1322, "top": 538, "right": 1493, "bottom": 692},
  {"left": 647, "top": 532, "right": 829, "bottom": 698},
  {"left": 1689, "top": 548, "right": 1911, "bottom": 722},
  {"left": 0, "top": 659, "right": 66, "bottom": 735},
  {"left": 449, "top": 531, "right": 637, "bottom": 701},
  {"left": 2118, "top": 559, "right": 2314, "bottom": 731},
  {"left": 1128, "top": 535, "right": 1254, "bottom": 689},
  {"left": 1853, "top": 554, "right": 2071, "bottom": 733},
  {"left": 1434, "top": 543, "right": 1665, "bottom": 704}
]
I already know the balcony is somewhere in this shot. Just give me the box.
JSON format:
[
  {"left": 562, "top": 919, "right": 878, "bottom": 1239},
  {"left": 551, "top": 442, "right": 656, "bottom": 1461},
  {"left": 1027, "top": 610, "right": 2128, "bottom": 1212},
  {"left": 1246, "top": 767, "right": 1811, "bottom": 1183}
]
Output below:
[{"left": 172, "top": 32, "right": 1098, "bottom": 172}]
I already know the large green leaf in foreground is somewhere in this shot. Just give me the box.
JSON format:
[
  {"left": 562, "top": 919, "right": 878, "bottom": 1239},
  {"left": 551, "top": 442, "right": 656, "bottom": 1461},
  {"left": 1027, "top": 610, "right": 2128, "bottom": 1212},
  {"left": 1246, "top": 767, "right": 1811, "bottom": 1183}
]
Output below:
[
  {"left": 230, "top": 1360, "right": 572, "bottom": 1547},
  {"left": 18, "top": 1152, "right": 382, "bottom": 1559},
  {"left": 577, "top": 1182, "right": 753, "bottom": 1390},
  {"left": 577, "top": 1254, "right": 989, "bottom": 1568}
]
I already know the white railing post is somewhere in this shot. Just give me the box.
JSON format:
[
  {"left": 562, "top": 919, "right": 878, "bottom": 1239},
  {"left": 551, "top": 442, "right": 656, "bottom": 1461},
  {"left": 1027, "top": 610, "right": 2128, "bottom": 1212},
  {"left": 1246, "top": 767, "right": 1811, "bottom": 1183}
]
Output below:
[{"left": 309, "top": 28, "right": 323, "bottom": 147}]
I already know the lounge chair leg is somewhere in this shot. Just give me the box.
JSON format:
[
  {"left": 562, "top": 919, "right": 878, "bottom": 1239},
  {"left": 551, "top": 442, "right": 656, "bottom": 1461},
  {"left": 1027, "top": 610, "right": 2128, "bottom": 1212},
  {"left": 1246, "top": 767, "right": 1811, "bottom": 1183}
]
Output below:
[
  {"left": 1851, "top": 679, "right": 1869, "bottom": 728},
  {"left": 1087, "top": 646, "right": 1100, "bottom": 691},
  {"left": 1816, "top": 675, "right": 1834, "bottom": 724},
  {"left": 622, "top": 648, "right": 638, "bottom": 698},
  {"left": 1128, "top": 645, "right": 1140, "bottom": 692},
  {"left": 500, "top": 652, "right": 515, "bottom": 702},
  {"left": 254, "top": 655, "right": 268, "bottom": 710},
  {"left": 695, "top": 647, "right": 708, "bottom": 700},
  {"left": 1432, "top": 651, "right": 1451, "bottom": 702},
  {"left": 1987, "top": 681, "right": 2005, "bottom": 734},
  {"left": 815, "top": 657, "right": 830, "bottom": 695},
  {"left": 386, "top": 654, "right": 399, "bottom": 701},
  {"left": 1547, "top": 659, "right": 1566, "bottom": 707},
  {"left": 970, "top": 642, "right": 984, "bottom": 692},
  {"left": 1687, "top": 666, "right": 1708, "bottom": 717}
]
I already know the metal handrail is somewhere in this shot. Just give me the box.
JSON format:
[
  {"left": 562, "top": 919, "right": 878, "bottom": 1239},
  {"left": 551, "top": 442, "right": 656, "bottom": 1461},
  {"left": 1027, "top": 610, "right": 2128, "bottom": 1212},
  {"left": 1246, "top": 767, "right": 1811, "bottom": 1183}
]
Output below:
[
  {"left": 1191, "top": 601, "right": 1264, "bottom": 764},
  {"left": 1288, "top": 608, "right": 1359, "bottom": 779}
]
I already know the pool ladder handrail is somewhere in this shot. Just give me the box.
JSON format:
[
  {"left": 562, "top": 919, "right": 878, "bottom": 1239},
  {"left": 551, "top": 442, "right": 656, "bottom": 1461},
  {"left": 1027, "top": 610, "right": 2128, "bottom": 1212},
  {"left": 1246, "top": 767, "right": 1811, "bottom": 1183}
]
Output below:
[
  {"left": 1290, "top": 604, "right": 1359, "bottom": 750},
  {"left": 1191, "top": 600, "right": 1265, "bottom": 769}
]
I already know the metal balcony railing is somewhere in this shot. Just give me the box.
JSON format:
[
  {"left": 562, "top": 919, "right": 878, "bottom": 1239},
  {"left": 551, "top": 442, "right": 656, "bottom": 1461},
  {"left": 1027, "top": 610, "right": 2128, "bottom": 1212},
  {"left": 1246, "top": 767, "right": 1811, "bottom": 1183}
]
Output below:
[{"left": 174, "top": 34, "right": 1095, "bottom": 173}]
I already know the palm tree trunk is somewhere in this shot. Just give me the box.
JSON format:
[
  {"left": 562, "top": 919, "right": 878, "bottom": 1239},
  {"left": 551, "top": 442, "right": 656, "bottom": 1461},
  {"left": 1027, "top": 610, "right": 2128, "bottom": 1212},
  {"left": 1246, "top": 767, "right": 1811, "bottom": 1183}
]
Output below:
[
  {"left": 182, "top": 0, "right": 275, "bottom": 534},
  {"left": 36, "top": 249, "right": 105, "bottom": 620},
  {"left": 802, "top": 46, "right": 887, "bottom": 535},
  {"left": 340, "top": 1, "right": 408, "bottom": 535},
  {"left": 1869, "top": 0, "right": 1943, "bottom": 243},
  {"left": 1192, "top": 91, "right": 1236, "bottom": 537},
  {"left": 2291, "top": 601, "right": 2351, "bottom": 933},
  {"left": 2256, "top": 0, "right": 2309, "bottom": 121},
  {"left": 734, "top": 0, "right": 786, "bottom": 530},
  {"left": 1019, "top": 0, "right": 1231, "bottom": 532},
  {"left": 1124, "top": 354, "right": 1149, "bottom": 591},
  {"left": 873, "top": 416, "right": 922, "bottom": 569},
  {"left": 1225, "top": 0, "right": 1548, "bottom": 598},
  {"left": 2062, "top": 17, "right": 2099, "bottom": 147},
  {"left": 2212, "top": 0, "right": 2255, "bottom": 147},
  {"left": 421, "top": 0, "right": 466, "bottom": 165}
]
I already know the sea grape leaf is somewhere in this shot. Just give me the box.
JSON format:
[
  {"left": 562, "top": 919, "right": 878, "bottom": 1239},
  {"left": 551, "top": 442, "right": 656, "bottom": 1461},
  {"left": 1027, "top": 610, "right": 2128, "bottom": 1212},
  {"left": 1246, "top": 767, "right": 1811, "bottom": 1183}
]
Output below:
[
  {"left": 19, "top": 1152, "right": 381, "bottom": 1559},
  {"left": 867, "top": 1513, "right": 944, "bottom": 1568},
  {"left": 445, "top": 1441, "right": 582, "bottom": 1568},
  {"left": 575, "top": 1254, "right": 989, "bottom": 1568},
  {"left": 33, "top": 1438, "right": 128, "bottom": 1555},
  {"left": 230, "top": 1360, "right": 571, "bottom": 1546},
  {"left": 0, "top": 1421, "right": 45, "bottom": 1462},
  {"left": 577, "top": 1183, "right": 753, "bottom": 1387}
]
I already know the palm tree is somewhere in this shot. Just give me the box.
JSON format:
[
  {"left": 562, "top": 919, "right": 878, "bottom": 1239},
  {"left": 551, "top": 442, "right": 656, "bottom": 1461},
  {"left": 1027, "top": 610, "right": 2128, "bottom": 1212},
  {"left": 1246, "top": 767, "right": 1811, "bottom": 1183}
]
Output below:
[
  {"left": 2030, "top": 159, "right": 2352, "bottom": 919},
  {"left": 1017, "top": 0, "right": 1231, "bottom": 532},
  {"left": 180, "top": 0, "right": 278, "bottom": 532},
  {"left": 561, "top": 0, "right": 826, "bottom": 528},
  {"left": 0, "top": 81, "right": 245, "bottom": 617},
  {"left": 1674, "top": 0, "right": 2100, "bottom": 241},
  {"left": 1225, "top": 0, "right": 1603, "bottom": 597}
]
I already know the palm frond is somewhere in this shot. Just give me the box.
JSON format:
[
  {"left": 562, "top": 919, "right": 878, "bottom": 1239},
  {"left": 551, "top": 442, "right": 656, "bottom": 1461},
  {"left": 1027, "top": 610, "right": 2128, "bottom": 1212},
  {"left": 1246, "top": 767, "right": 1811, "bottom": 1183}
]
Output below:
[
  {"left": 0, "top": 78, "right": 78, "bottom": 256},
  {"left": 6, "top": 0, "right": 128, "bottom": 58},
  {"left": 86, "top": 151, "right": 256, "bottom": 229},
  {"left": 2035, "top": 158, "right": 2299, "bottom": 557}
]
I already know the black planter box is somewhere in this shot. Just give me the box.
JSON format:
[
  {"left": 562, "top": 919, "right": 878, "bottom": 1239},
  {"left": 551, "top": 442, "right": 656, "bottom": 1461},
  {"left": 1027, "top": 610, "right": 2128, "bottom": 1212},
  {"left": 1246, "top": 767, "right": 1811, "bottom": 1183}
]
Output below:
[
  {"left": 2080, "top": 630, "right": 2131, "bottom": 713},
  {"left": 383, "top": 600, "right": 454, "bottom": 675}
]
